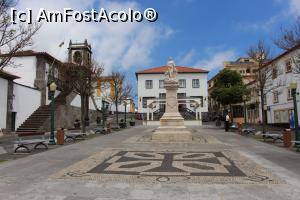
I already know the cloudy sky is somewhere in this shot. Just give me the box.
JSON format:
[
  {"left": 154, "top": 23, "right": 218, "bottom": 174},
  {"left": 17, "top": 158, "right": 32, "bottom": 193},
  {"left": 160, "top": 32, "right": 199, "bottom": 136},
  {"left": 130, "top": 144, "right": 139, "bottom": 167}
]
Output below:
[{"left": 16, "top": 0, "right": 300, "bottom": 82}]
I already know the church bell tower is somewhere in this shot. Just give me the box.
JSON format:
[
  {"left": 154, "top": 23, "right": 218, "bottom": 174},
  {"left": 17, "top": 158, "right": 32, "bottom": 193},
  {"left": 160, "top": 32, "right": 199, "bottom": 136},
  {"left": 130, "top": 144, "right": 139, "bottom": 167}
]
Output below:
[{"left": 68, "top": 39, "right": 92, "bottom": 66}]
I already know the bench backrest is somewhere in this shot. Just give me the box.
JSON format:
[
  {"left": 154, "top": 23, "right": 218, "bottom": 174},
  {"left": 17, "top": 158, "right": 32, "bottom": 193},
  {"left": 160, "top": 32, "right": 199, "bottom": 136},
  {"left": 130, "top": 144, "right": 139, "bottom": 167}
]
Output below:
[
  {"left": 17, "top": 132, "right": 46, "bottom": 142},
  {"left": 17, "top": 132, "right": 45, "bottom": 137}
]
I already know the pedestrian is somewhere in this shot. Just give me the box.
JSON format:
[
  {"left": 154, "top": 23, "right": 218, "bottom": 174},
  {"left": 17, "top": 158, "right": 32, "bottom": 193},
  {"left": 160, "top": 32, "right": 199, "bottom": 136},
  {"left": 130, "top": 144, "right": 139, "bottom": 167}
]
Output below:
[{"left": 225, "top": 113, "right": 230, "bottom": 132}]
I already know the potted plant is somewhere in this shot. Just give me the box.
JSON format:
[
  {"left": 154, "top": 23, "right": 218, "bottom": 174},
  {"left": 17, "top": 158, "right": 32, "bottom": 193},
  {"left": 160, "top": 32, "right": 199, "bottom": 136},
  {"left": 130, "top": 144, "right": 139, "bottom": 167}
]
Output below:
[
  {"left": 129, "top": 117, "right": 135, "bottom": 126},
  {"left": 119, "top": 119, "right": 126, "bottom": 128}
]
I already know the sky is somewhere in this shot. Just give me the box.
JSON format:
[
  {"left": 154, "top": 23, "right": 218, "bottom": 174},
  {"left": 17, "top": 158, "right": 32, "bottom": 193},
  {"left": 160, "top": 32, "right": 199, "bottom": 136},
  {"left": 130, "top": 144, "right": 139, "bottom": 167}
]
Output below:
[{"left": 16, "top": 0, "right": 300, "bottom": 90}]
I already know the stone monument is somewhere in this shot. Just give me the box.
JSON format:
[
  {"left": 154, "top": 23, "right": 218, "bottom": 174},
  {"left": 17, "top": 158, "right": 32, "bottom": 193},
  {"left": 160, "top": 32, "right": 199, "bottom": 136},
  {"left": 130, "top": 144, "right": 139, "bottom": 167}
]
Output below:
[{"left": 151, "top": 58, "right": 193, "bottom": 142}]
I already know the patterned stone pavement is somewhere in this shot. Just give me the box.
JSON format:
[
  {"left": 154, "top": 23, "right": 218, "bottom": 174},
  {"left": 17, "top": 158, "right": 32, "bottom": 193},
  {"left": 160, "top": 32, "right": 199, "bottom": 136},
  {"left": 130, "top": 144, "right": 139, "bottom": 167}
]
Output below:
[
  {"left": 52, "top": 149, "right": 283, "bottom": 184},
  {"left": 1, "top": 125, "right": 300, "bottom": 199}
]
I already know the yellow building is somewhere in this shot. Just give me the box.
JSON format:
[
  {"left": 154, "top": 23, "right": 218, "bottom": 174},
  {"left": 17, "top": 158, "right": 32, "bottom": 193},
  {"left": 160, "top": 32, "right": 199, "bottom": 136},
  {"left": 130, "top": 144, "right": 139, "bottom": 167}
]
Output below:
[
  {"left": 95, "top": 76, "right": 135, "bottom": 113},
  {"left": 223, "top": 57, "right": 258, "bottom": 84}
]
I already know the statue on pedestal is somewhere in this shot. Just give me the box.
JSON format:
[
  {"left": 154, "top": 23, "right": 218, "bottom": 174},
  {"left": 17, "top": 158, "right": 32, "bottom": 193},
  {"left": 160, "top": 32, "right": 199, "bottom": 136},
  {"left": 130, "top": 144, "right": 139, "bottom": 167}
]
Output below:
[
  {"left": 151, "top": 58, "right": 193, "bottom": 142},
  {"left": 165, "top": 58, "right": 177, "bottom": 81}
]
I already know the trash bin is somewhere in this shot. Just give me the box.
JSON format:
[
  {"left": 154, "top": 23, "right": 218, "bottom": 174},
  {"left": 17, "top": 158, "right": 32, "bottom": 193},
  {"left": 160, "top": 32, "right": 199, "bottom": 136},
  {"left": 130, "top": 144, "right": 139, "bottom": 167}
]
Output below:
[
  {"left": 238, "top": 123, "right": 243, "bottom": 135},
  {"left": 56, "top": 128, "right": 65, "bottom": 145},
  {"left": 283, "top": 129, "right": 292, "bottom": 148}
]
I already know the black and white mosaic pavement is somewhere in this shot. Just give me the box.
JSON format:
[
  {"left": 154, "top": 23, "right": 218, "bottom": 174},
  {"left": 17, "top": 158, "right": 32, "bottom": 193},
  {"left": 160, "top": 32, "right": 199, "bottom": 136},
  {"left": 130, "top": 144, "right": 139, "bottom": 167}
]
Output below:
[
  {"left": 123, "top": 134, "right": 221, "bottom": 144},
  {"left": 52, "top": 149, "right": 284, "bottom": 184}
]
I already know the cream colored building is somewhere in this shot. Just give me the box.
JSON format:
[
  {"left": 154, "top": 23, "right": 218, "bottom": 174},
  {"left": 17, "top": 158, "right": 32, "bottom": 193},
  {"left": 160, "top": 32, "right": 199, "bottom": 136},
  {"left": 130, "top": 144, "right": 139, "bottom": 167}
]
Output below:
[{"left": 208, "top": 57, "right": 258, "bottom": 121}]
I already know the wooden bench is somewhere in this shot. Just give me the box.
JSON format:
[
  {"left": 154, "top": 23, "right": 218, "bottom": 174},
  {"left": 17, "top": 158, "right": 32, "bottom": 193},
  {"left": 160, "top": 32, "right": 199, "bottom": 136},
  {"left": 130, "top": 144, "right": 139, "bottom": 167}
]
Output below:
[
  {"left": 64, "top": 128, "right": 86, "bottom": 142},
  {"left": 262, "top": 132, "right": 283, "bottom": 142},
  {"left": 14, "top": 132, "right": 48, "bottom": 153}
]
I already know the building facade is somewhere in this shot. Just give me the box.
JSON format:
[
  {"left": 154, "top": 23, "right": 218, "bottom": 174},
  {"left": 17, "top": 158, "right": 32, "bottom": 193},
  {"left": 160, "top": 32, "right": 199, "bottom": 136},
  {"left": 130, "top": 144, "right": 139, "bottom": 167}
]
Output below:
[
  {"left": 262, "top": 44, "right": 300, "bottom": 125},
  {"left": 1, "top": 40, "right": 107, "bottom": 132},
  {"left": 136, "top": 63, "right": 208, "bottom": 122},
  {"left": 94, "top": 76, "right": 135, "bottom": 113},
  {"left": 208, "top": 57, "right": 259, "bottom": 122}
]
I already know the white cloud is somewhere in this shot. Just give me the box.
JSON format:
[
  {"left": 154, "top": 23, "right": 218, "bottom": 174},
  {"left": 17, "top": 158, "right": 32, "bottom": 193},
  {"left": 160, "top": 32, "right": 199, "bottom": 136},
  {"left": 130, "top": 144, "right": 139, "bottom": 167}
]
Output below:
[
  {"left": 195, "top": 49, "right": 237, "bottom": 71},
  {"left": 178, "top": 49, "right": 196, "bottom": 65},
  {"left": 16, "top": 0, "right": 173, "bottom": 74},
  {"left": 289, "top": 0, "right": 300, "bottom": 17}
]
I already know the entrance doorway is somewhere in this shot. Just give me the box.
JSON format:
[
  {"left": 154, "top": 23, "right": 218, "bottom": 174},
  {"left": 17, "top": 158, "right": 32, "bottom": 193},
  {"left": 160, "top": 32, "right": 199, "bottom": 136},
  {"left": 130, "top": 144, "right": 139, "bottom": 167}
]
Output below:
[{"left": 11, "top": 112, "right": 16, "bottom": 131}]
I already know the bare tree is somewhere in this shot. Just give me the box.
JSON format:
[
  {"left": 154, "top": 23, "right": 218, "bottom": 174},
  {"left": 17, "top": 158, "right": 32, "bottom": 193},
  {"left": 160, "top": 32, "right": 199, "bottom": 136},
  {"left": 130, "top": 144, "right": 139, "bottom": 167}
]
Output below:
[
  {"left": 0, "top": 0, "right": 41, "bottom": 70},
  {"left": 247, "top": 40, "right": 281, "bottom": 133},
  {"left": 274, "top": 17, "right": 300, "bottom": 50},
  {"left": 105, "top": 71, "right": 133, "bottom": 124},
  {"left": 62, "top": 60, "right": 104, "bottom": 133}
]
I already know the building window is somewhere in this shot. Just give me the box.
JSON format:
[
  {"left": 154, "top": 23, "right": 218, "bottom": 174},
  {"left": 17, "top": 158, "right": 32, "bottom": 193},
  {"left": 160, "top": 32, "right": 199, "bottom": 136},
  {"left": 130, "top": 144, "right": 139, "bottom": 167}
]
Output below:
[
  {"left": 142, "top": 97, "right": 155, "bottom": 108},
  {"left": 192, "top": 79, "right": 200, "bottom": 88},
  {"left": 145, "top": 80, "right": 153, "bottom": 89},
  {"left": 285, "top": 59, "right": 292, "bottom": 72},
  {"left": 287, "top": 88, "right": 293, "bottom": 100},
  {"left": 272, "top": 67, "right": 277, "bottom": 79},
  {"left": 159, "top": 80, "right": 164, "bottom": 88},
  {"left": 191, "top": 96, "right": 203, "bottom": 107},
  {"left": 178, "top": 79, "right": 186, "bottom": 88},
  {"left": 246, "top": 68, "right": 250, "bottom": 73},
  {"left": 273, "top": 91, "right": 279, "bottom": 103},
  {"left": 232, "top": 105, "right": 244, "bottom": 118},
  {"left": 177, "top": 93, "right": 186, "bottom": 99}
]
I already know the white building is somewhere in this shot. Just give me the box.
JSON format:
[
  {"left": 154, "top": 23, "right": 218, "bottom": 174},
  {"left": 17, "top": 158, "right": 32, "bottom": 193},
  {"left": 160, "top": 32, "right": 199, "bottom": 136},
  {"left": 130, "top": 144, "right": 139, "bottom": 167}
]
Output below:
[
  {"left": 263, "top": 44, "right": 300, "bottom": 125},
  {"left": 0, "top": 70, "right": 42, "bottom": 132},
  {"left": 1, "top": 40, "right": 105, "bottom": 132},
  {"left": 136, "top": 61, "right": 208, "bottom": 124}
]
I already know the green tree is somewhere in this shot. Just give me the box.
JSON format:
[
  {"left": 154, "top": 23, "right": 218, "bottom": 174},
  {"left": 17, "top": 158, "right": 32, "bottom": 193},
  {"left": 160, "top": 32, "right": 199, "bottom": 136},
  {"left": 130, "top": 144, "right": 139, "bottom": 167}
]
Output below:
[{"left": 211, "top": 69, "right": 249, "bottom": 108}]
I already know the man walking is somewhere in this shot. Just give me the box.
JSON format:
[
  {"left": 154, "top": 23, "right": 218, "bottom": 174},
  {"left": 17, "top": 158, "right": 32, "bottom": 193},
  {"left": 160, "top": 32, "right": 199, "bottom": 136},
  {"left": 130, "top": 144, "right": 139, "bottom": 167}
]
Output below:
[{"left": 225, "top": 112, "right": 230, "bottom": 132}]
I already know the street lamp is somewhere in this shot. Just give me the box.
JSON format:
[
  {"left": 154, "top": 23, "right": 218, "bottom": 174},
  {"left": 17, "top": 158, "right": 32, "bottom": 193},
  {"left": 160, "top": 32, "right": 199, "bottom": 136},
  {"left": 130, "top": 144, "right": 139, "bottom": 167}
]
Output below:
[
  {"left": 49, "top": 82, "right": 57, "bottom": 145},
  {"left": 290, "top": 80, "right": 299, "bottom": 143},
  {"left": 243, "top": 94, "right": 248, "bottom": 127}
]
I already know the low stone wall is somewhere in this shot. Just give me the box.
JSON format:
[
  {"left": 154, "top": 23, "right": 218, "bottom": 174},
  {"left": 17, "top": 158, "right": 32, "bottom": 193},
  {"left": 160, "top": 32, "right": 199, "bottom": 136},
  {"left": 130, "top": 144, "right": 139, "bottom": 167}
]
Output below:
[{"left": 42, "top": 105, "right": 99, "bottom": 131}]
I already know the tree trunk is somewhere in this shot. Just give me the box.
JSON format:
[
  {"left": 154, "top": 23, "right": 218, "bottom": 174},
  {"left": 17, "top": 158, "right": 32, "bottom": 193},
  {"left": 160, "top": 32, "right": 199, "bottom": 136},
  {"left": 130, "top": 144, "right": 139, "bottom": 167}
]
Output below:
[
  {"left": 81, "top": 95, "right": 86, "bottom": 133},
  {"left": 260, "top": 91, "right": 266, "bottom": 133},
  {"left": 115, "top": 101, "right": 119, "bottom": 124},
  {"left": 85, "top": 94, "right": 89, "bottom": 127}
]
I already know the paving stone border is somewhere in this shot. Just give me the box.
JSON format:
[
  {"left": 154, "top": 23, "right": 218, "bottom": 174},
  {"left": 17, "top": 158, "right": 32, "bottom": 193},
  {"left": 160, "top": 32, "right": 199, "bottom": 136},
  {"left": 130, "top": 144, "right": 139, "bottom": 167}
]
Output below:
[
  {"left": 51, "top": 148, "right": 285, "bottom": 184},
  {"left": 123, "top": 134, "right": 221, "bottom": 144}
]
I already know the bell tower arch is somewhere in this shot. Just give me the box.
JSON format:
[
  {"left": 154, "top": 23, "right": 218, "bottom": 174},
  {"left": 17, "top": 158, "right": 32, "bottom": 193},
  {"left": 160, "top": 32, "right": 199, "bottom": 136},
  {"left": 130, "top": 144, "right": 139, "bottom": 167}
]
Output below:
[{"left": 68, "top": 39, "right": 92, "bottom": 66}]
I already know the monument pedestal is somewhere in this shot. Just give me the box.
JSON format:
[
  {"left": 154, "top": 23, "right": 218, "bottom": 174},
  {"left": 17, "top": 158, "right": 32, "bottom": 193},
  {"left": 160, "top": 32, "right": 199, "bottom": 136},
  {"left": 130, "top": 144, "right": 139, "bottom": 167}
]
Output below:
[{"left": 151, "top": 77, "right": 193, "bottom": 142}]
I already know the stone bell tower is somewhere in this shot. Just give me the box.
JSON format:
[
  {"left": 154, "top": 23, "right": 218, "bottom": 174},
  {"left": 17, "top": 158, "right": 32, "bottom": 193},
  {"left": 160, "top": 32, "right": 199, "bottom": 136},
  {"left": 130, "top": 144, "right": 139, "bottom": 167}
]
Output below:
[{"left": 68, "top": 39, "right": 92, "bottom": 66}]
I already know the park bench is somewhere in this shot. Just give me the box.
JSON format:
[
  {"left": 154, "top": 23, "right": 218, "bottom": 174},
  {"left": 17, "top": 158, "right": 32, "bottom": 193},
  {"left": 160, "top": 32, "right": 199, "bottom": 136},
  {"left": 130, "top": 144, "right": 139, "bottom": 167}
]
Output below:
[
  {"left": 64, "top": 128, "right": 87, "bottom": 142},
  {"left": 14, "top": 132, "right": 48, "bottom": 153},
  {"left": 262, "top": 132, "right": 283, "bottom": 142},
  {"left": 242, "top": 127, "right": 256, "bottom": 135},
  {"left": 94, "top": 126, "right": 107, "bottom": 134},
  {"left": 229, "top": 123, "right": 238, "bottom": 131}
]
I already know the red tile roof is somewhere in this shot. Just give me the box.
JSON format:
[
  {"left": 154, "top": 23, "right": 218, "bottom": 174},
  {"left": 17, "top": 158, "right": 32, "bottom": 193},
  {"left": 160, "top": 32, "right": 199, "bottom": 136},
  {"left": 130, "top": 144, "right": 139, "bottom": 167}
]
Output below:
[{"left": 136, "top": 66, "right": 208, "bottom": 75}]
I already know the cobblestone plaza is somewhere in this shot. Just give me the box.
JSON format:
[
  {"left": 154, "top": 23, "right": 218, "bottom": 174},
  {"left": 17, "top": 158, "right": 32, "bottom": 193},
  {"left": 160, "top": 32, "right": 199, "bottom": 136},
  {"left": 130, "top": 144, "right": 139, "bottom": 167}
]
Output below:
[{"left": 1, "top": 125, "right": 300, "bottom": 199}]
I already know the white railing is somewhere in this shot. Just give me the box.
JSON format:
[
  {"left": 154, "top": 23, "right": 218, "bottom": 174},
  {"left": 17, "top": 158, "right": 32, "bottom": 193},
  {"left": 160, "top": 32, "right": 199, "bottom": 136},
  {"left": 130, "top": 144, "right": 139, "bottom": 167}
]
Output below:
[{"left": 146, "top": 98, "right": 203, "bottom": 121}]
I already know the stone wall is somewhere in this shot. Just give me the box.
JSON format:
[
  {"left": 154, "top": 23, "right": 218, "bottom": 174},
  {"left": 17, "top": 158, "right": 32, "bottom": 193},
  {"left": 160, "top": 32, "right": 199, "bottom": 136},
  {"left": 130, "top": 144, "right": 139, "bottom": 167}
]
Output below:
[{"left": 42, "top": 105, "right": 99, "bottom": 131}]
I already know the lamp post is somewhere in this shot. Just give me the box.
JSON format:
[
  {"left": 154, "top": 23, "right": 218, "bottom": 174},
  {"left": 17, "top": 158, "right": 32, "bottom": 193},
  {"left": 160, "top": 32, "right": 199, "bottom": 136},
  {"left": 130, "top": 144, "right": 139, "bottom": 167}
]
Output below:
[
  {"left": 124, "top": 101, "right": 127, "bottom": 124},
  {"left": 290, "top": 80, "right": 299, "bottom": 142},
  {"left": 49, "top": 82, "right": 57, "bottom": 145},
  {"left": 243, "top": 95, "right": 248, "bottom": 127}
]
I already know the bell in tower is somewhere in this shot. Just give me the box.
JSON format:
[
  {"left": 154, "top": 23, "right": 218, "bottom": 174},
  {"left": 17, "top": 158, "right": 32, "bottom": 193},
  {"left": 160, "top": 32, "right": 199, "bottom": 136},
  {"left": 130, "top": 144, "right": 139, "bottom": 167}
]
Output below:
[{"left": 68, "top": 39, "right": 92, "bottom": 66}]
